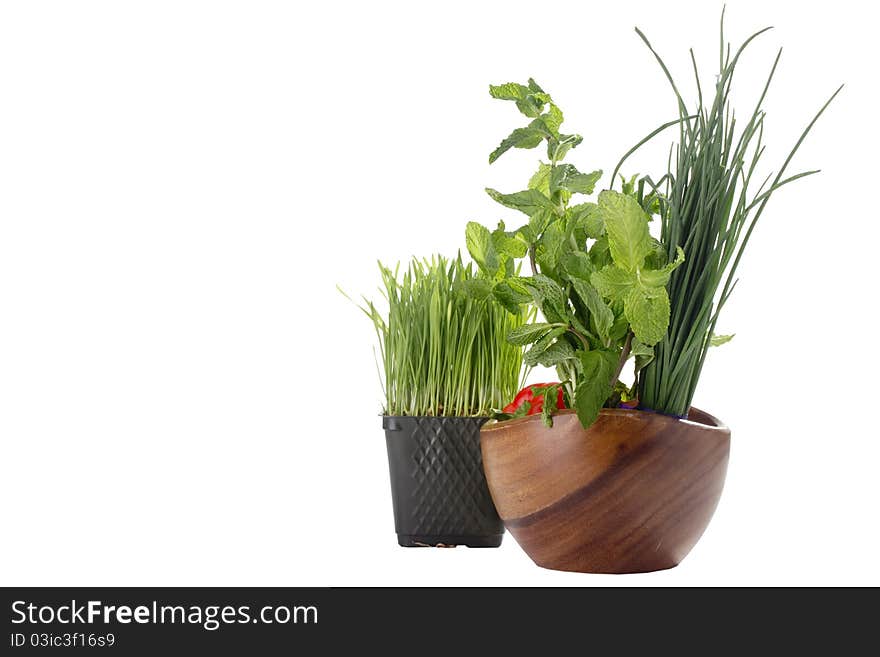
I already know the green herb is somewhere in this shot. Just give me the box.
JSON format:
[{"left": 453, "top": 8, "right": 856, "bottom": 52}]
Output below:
[
  {"left": 342, "top": 255, "right": 530, "bottom": 417},
  {"left": 626, "top": 11, "right": 842, "bottom": 417},
  {"left": 466, "top": 80, "right": 682, "bottom": 428}
]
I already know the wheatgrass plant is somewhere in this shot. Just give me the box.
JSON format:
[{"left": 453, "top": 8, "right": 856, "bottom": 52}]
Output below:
[
  {"left": 355, "top": 255, "right": 528, "bottom": 417},
  {"left": 628, "top": 13, "right": 841, "bottom": 417}
]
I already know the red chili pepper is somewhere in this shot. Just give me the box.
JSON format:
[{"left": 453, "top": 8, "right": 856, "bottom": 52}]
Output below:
[{"left": 502, "top": 383, "right": 566, "bottom": 415}]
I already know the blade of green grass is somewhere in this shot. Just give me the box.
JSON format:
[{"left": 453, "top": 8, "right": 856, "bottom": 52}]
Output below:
[{"left": 346, "top": 254, "right": 530, "bottom": 417}]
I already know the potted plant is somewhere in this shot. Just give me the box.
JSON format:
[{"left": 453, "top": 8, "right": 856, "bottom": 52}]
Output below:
[
  {"left": 345, "top": 255, "right": 529, "bottom": 547},
  {"left": 468, "top": 15, "right": 840, "bottom": 572}
]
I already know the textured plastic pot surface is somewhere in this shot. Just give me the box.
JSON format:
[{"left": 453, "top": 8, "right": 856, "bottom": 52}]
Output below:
[
  {"left": 383, "top": 415, "right": 503, "bottom": 547},
  {"left": 480, "top": 408, "right": 730, "bottom": 573}
]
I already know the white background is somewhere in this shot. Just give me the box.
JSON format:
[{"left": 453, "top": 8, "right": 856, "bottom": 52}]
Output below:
[{"left": 1, "top": 0, "right": 877, "bottom": 586}]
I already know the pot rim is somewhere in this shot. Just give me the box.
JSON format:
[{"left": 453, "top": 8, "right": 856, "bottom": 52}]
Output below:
[{"left": 480, "top": 406, "right": 728, "bottom": 434}]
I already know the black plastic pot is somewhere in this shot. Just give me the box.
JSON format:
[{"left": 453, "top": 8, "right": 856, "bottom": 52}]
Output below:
[{"left": 382, "top": 415, "right": 503, "bottom": 547}]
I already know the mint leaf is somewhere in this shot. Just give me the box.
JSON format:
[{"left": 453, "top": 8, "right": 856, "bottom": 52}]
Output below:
[
  {"left": 591, "top": 264, "right": 634, "bottom": 303},
  {"left": 608, "top": 313, "right": 629, "bottom": 342},
  {"left": 528, "top": 162, "right": 552, "bottom": 195},
  {"left": 511, "top": 401, "right": 531, "bottom": 418},
  {"left": 631, "top": 337, "right": 655, "bottom": 370},
  {"left": 640, "top": 246, "right": 685, "bottom": 287},
  {"left": 630, "top": 337, "right": 655, "bottom": 357},
  {"left": 507, "top": 322, "right": 558, "bottom": 345},
  {"left": 488, "top": 82, "right": 549, "bottom": 117},
  {"left": 486, "top": 188, "right": 557, "bottom": 217},
  {"left": 574, "top": 349, "right": 617, "bottom": 427},
  {"left": 547, "top": 133, "right": 583, "bottom": 161},
  {"left": 567, "top": 203, "right": 603, "bottom": 242},
  {"left": 534, "top": 339, "right": 575, "bottom": 368},
  {"left": 571, "top": 278, "right": 613, "bottom": 342},
  {"left": 535, "top": 221, "right": 568, "bottom": 272},
  {"left": 550, "top": 165, "right": 602, "bottom": 195},
  {"left": 548, "top": 164, "right": 574, "bottom": 194},
  {"left": 523, "top": 327, "right": 567, "bottom": 366},
  {"left": 599, "top": 190, "right": 651, "bottom": 272},
  {"left": 540, "top": 104, "right": 564, "bottom": 136},
  {"left": 560, "top": 251, "right": 594, "bottom": 281},
  {"left": 489, "top": 126, "right": 546, "bottom": 163},
  {"left": 516, "top": 95, "right": 548, "bottom": 118},
  {"left": 591, "top": 259, "right": 671, "bottom": 345},
  {"left": 589, "top": 234, "right": 613, "bottom": 269},
  {"left": 528, "top": 208, "right": 554, "bottom": 237},
  {"left": 492, "top": 280, "right": 531, "bottom": 314},
  {"left": 491, "top": 223, "right": 529, "bottom": 259},
  {"left": 644, "top": 238, "right": 669, "bottom": 269},
  {"left": 458, "top": 277, "right": 492, "bottom": 301},
  {"left": 488, "top": 82, "right": 531, "bottom": 101},
  {"left": 524, "top": 274, "right": 568, "bottom": 321},
  {"left": 466, "top": 222, "right": 499, "bottom": 275},
  {"left": 624, "top": 286, "right": 670, "bottom": 346},
  {"left": 504, "top": 277, "right": 533, "bottom": 298},
  {"left": 620, "top": 173, "right": 639, "bottom": 195},
  {"left": 541, "top": 384, "right": 559, "bottom": 428},
  {"left": 514, "top": 223, "right": 535, "bottom": 243},
  {"left": 573, "top": 376, "right": 608, "bottom": 428},
  {"left": 710, "top": 333, "right": 734, "bottom": 347}
]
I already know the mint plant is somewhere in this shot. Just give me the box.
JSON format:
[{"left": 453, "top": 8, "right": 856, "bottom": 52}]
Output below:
[{"left": 465, "top": 80, "right": 683, "bottom": 428}]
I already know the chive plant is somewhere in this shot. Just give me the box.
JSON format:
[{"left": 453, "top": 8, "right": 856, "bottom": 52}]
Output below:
[
  {"left": 626, "top": 13, "right": 841, "bottom": 417},
  {"left": 353, "top": 255, "right": 528, "bottom": 417}
]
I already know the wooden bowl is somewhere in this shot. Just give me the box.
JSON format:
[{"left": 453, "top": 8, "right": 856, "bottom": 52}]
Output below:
[{"left": 480, "top": 407, "right": 730, "bottom": 573}]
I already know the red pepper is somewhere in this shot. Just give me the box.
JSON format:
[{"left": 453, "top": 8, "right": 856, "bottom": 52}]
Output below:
[{"left": 502, "top": 383, "right": 566, "bottom": 416}]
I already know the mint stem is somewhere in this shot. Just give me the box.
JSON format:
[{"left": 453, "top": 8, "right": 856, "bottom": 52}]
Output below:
[{"left": 611, "top": 331, "right": 633, "bottom": 385}]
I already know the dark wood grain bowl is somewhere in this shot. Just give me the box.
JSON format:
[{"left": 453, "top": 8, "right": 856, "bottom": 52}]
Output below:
[{"left": 480, "top": 407, "right": 730, "bottom": 574}]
